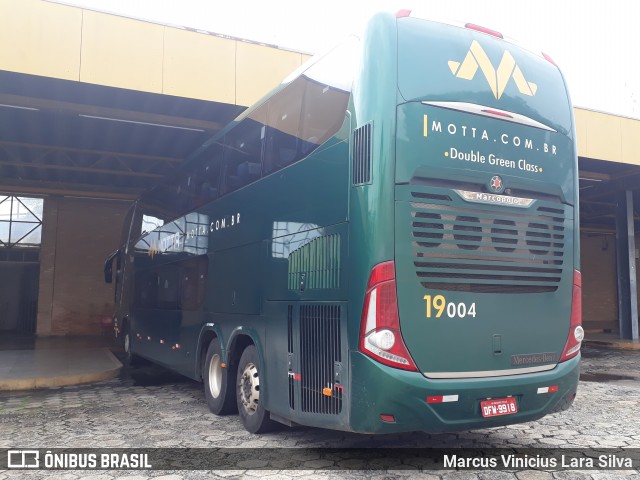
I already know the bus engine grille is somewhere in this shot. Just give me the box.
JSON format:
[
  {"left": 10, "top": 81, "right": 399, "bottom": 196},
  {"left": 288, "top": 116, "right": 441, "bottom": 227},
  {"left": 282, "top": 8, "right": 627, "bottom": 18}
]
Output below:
[
  {"left": 300, "top": 304, "right": 343, "bottom": 415},
  {"left": 410, "top": 191, "right": 568, "bottom": 294}
]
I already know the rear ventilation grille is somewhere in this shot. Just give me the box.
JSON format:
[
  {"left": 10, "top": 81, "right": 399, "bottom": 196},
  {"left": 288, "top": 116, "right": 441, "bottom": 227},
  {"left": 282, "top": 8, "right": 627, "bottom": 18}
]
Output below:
[
  {"left": 287, "top": 305, "right": 294, "bottom": 410},
  {"left": 300, "top": 304, "right": 342, "bottom": 415},
  {"left": 288, "top": 234, "right": 341, "bottom": 290},
  {"left": 409, "top": 190, "right": 567, "bottom": 294},
  {"left": 352, "top": 123, "right": 372, "bottom": 185}
]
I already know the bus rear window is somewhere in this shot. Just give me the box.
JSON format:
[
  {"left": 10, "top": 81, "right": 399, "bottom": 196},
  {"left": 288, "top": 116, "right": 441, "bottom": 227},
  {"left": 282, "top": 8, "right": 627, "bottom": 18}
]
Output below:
[{"left": 396, "top": 17, "right": 572, "bottom": 135}]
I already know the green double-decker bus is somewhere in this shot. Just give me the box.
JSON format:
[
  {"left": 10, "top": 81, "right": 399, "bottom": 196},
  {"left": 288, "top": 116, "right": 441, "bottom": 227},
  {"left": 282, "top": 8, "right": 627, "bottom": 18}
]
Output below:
[{"left": 105, "top": 11, "right": 581, "bottom": 434}]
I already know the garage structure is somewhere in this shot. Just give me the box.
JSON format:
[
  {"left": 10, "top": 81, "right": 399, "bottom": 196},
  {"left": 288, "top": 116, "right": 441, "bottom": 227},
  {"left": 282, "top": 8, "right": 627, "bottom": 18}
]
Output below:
[
  {"left": 0, "top": 0, "right": 638, "bottom": 341},
  {"left": 0, "top": 0, "right": 310, "bottom": 337},
  {"left": 576, "top": 109, "right": 640, "bottom": 340}
]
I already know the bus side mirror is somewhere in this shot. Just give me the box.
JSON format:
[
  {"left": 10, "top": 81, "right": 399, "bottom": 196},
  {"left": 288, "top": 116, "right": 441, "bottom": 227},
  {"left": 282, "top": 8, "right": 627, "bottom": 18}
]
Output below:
[{"left": 104, "top": 249, "right": 119, "bottom": 284}]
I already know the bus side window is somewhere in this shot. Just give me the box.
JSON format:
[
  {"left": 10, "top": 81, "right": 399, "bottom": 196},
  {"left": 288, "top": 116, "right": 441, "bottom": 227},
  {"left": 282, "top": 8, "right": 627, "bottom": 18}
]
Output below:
[
  {"left": 222, "top": 106, "right": 267, "bottom": 194},
  {"left": 156, "top": 264, "right": 180, "bottom": 310},
  {"left": 191, "top": 142, "right": 223, "bottom": 207},
  {"left": 298, "top": 38, "right": 355, "bottom": 149},
  {"left": 176, "top": 174, "right": 196, "bottom": 213},
  {"left": 264, "top": 77, "right": 305, "bottom": 175},
  {"left": 135, "top": 270, "right": 158, "bottom": 309},
  {"left": 300, "top": 81, "right": 350, "bottom": 149},
  {"left": 180, "top": 256, "right": 208, "bottom": 310}
]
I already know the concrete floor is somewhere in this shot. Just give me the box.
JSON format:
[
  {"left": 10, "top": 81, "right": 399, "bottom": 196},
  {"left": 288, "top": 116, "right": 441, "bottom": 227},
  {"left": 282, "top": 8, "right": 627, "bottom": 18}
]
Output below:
[
  {"left": 0, "top": 333, "right": 122, "bottom": 391},
  {"left": 0, "top": 330, "right": 637, "bottom": 393}
]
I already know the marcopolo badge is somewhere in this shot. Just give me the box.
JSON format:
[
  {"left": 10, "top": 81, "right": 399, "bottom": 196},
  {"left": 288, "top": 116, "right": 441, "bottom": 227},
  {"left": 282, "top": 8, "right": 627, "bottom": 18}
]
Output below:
[{"left": 488, "top": 175, "right": 505, "bottom": 194}]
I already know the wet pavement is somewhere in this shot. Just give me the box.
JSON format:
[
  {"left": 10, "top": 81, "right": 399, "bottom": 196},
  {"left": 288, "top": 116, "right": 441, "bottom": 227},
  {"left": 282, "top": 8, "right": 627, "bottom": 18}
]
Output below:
[
  {"left": 580, "top": 344, "right": 640, "bottom": 385},
  {"left": 0, "top": 345, "right": 639, "bottom": 479}
]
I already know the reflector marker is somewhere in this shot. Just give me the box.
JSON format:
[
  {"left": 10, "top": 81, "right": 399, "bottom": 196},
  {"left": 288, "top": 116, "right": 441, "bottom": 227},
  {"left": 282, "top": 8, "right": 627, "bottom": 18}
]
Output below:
[
  {"left": 465, "top": 23, "right": 503, "bottom": 39},
  {"left": 421, "top": 101, "right": 556, "bottom": 132},
  {"left": 426, "top": 394, "right": 459, "bottom": 404},
  {"left": 481, "top": 108, "right": 512, "bottom": 118},
  {"left": 380, "top": 414, "right": 396, "bottom": 422},
  {"left": 288, "top": 372, "right": 302, "bottom": 381},
  {"left": 537, "top": 385, "right": 559, "bottom": 394}
]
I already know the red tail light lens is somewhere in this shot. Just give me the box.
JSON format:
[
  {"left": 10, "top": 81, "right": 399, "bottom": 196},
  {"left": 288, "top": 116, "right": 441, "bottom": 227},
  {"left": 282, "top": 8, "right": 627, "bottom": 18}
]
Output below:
[
  {"left": 465, "top": 23, "right": 503, "bottom": 39},
  {"left": 560, "top": 270, "right": 583, "bottom": 362},
  {"left": 359, "top": 261, "right": 417, "bottom": 371},
  {"left": 481, "top": 109, "right": 513, "bottom": 119},
  {"left": 542, "top": 52, "right": 557, "bottom": 66}
]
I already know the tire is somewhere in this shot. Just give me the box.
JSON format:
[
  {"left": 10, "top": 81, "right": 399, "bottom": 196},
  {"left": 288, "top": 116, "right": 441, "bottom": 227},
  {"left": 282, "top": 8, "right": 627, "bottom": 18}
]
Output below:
[
  {"left": 236, "top": 345, "right": 279, "bottom": 433},
  {"left": 203, "top": 340, "right": 237, "bottom": 415},
  {"left": 122, "top": 324, "right": 141, "bottom": 367}
]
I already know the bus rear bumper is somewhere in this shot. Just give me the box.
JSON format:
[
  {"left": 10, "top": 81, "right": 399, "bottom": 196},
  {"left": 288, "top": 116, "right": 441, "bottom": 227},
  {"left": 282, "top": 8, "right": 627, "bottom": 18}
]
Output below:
[{"left": 348, "top": 351, "right": 580, "bottom": 434}]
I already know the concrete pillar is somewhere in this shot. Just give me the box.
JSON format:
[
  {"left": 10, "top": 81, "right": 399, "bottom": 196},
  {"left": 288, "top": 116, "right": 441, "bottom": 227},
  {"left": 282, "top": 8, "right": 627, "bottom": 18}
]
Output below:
[
  {"left": 36, "top": 196, "right": 129, "bottom": 336},
  {"left": 36, "top": 196, "right": 59, "bottom": 336},
  {"left": 615, "top": 190, "right": 640, "bottom": 340}
]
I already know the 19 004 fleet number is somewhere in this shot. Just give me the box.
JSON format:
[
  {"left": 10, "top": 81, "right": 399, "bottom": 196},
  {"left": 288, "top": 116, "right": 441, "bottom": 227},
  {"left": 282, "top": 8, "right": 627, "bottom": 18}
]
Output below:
[{"left": 423, "top": 294, "right": 476, "bottom": 319}]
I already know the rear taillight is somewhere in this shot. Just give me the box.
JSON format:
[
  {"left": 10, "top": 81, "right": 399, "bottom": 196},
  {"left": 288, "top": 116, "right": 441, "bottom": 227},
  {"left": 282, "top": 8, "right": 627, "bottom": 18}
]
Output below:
[
  {"left": 560, "top": 270, "right": 583, "bottom": 362},
  {"left": 359, "top": 261, "right": 417, "bottom": 371}
]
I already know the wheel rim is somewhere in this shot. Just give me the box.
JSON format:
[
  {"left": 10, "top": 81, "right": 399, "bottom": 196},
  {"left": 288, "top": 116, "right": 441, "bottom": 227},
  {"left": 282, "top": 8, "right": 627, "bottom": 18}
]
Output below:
[
  {"left": 124, "top": 332, "right": 130, "bottom": 354},
  {"left": 208, "top": 353, "right": 222, "bottom": 399},
  {"left": 238, "top": 362, "right": 260, "bottom": 416}
]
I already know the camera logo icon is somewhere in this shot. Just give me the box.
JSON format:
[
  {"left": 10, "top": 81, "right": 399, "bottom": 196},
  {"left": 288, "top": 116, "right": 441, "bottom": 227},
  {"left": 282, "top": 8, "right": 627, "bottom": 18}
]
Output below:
[{"left": 7, "top": 450, "right": 40, "bottom": 468}]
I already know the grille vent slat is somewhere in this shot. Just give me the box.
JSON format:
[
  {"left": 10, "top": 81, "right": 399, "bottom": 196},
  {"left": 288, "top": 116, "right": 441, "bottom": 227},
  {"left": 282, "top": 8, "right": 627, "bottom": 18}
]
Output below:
[
  {"left": 287, "top": 305, "right": 294, "bottom": 410},
  {"left": 300, "top": 304, "right": 342, "bottom": 415},
  {"left": 414, "top": 237, "right": 564, "bottom": 254},
  {"left": 352, "top": 123, "right": 372, "bottom": 185},
  {"left": 414, "top": 246, "right": 564, "bottom": 265},
  {"left": 410, "top": 190, "right": 567, "bottom": 294},
  {"left": 288, "top": 234, "right": 341, "bottom": 290}
]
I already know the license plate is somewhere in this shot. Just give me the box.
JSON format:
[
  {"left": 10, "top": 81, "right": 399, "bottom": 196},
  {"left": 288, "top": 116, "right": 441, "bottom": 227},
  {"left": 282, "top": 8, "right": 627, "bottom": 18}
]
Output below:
[{"left": 480, "top": 397, "right": 518, "bottom": 418}]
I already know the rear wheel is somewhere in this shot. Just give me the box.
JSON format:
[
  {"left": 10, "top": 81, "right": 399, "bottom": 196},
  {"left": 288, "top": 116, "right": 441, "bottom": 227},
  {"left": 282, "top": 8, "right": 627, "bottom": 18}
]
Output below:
[
  {"left": 236, "top": 345, "right": 278, "bottom": 433},
  {"left": 122, "top": 324, "right": 140, "bottom": 367},
  {"left": 203, "top": 340, "right": 237, "bottom": 415}
]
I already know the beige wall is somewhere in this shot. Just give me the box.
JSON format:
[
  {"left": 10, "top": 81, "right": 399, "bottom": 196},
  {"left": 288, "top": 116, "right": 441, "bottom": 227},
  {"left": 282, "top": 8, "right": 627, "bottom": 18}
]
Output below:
[
  {"left": 0, "top": 0, "right": 311, "bottom": 106},
  {"left": 575, "top": 108, "right": 640, "bottom": 164},
  {"left": 580, "top": 233, "right": 618, "bottom": 331},
  {"left": 37, "top": 196, "right": 130, "bottom": 336}
]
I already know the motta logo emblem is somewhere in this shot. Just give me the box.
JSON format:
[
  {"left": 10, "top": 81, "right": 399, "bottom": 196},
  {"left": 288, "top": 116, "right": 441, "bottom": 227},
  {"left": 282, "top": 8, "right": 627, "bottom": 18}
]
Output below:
[{"left": 448, "top": 40, "right": 538, "bottom": 99}]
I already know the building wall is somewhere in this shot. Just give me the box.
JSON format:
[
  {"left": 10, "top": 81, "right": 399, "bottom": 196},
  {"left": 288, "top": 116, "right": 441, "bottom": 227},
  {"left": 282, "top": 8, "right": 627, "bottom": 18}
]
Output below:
[
  {"left": 0, "top": 264, "right": 38, "bottom": 331},
  {"left": 581, "top": 233, "right": 618, "bottom": 331},
  {"left": 0, "top": 0, "right": 311, "bottom": 107},
  {"left": 575, "top": 108, "right": 640, "bottom": 164},
  {"left": 36, "top": 196, "right": 130, "bottom": 336}
]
